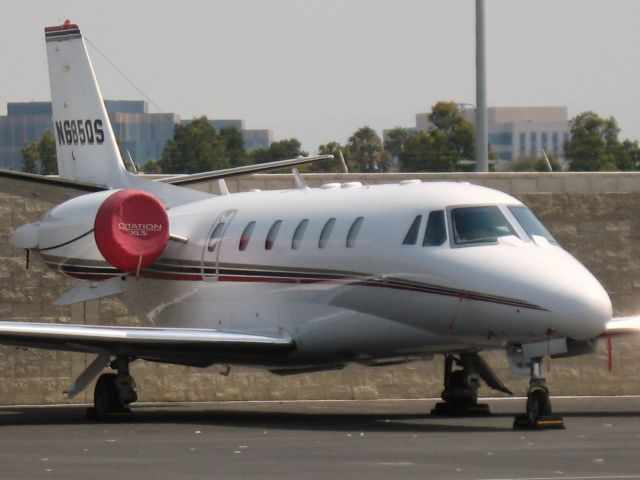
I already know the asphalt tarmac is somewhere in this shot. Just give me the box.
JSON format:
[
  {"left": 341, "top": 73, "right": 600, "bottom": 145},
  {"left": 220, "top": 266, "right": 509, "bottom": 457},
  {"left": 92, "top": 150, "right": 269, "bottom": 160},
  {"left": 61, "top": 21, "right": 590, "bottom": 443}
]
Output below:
[{"left": 0, "top": 396, "right": 639, "bottom": 480}]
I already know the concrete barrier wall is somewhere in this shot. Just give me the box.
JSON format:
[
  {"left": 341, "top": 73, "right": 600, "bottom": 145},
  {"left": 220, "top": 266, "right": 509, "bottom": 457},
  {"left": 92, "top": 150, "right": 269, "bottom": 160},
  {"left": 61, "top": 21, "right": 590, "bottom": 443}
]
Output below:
[
  {"left": 1, "top": 172, "right": 640, "bottom": 405},
  {"left": 193, "top": 171, "right": 640, "bottom": 195}
]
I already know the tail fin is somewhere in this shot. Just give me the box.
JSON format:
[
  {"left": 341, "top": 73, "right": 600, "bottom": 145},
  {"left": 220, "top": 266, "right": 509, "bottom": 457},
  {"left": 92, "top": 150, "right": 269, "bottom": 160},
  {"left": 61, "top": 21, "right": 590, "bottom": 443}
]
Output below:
[{"left": 45, "top": 21, "right": 128, "bottom": 187}]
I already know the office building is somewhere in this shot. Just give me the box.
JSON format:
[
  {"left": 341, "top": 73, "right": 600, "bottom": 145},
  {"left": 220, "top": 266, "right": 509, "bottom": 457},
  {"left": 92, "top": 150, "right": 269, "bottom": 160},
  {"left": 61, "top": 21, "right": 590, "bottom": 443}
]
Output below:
[
  {"left": 415, "top": 106, "right": 570, "bottom": 170},
  {"left": 0, "top": 101, "right": 272, "bottom": 171}
]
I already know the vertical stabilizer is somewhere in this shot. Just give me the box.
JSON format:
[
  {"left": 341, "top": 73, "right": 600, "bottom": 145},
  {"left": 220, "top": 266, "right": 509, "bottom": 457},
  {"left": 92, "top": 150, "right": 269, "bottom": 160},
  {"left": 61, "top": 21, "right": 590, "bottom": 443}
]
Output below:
[{"left": 45, "top": 21, "right": 128, "bottom": 186}]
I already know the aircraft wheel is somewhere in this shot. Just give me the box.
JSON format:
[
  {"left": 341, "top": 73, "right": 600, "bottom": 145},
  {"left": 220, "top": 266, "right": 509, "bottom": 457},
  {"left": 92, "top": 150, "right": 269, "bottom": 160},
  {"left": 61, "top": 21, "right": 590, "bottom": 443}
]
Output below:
[
  {"left": 526, "top": 387, "right": 551, "bottom": 423},
  {"left": 447, "top": 370, "right": 479, "bottom": 409},
  {"left": 94, "top": 373, "right": 121, "bottom": 419}
]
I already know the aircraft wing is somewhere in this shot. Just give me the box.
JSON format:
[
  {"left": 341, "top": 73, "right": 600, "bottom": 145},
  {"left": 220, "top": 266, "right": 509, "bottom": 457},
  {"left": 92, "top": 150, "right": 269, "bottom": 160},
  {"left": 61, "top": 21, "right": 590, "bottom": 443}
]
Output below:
[
  {"left": 0, "top": 321, "right": 295, "bottom": 363},
  {"left": 605, "top": 316, "right": 640, "bottom": 335},
  {"left": 0, "top": 168, "right": 107, "bottom": 202},
  {"left": 158, "top": 154, "right": 334, "bottom": 186}
]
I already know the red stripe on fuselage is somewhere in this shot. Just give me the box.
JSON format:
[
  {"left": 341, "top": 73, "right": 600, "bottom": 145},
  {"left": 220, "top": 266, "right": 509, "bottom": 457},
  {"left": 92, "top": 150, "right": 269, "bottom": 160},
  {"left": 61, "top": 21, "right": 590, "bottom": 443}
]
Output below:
[{"left": 49, "top": 261, "right": 546, "bottom": 311}]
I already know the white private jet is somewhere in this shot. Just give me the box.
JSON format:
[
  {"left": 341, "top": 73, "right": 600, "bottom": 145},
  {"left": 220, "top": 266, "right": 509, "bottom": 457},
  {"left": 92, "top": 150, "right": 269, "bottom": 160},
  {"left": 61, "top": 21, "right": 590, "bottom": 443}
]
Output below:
[{"left": 0, "top": 21, "right": 633, "bottom": 427}]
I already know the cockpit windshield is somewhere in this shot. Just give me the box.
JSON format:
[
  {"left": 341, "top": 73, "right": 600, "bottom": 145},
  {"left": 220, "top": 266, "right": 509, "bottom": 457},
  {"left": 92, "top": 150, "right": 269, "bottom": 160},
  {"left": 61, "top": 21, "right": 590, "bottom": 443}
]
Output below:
[
  {"left": 508, "top": 206, "right": 557, "bottom": 244},
  {"left": 451, "top": 206, "right": 516, "bottom": 245}
]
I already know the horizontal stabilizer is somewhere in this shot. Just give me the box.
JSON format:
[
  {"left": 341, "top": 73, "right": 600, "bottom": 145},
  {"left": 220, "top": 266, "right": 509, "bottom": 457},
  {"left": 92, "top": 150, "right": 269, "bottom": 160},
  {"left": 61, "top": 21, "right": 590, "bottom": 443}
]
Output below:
[
  {"left": 0, "top": 156, "right": 335, "bottom": 206},
  {"left": 0, "top": 168, "right": 107, "bottom": 202},
  {"left": 0, "top": 167, "right": 212, "bottom": 208}
]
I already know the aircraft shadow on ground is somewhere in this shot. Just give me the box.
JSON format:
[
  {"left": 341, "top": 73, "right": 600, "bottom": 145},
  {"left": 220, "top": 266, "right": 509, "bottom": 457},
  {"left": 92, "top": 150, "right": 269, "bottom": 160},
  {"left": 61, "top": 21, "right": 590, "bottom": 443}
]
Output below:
[
  {"left": 1, "top": 405, "right": 639, "bottom": 432},
  {"left": 0, "top": 406, "right": 510, "bottom": 433}
]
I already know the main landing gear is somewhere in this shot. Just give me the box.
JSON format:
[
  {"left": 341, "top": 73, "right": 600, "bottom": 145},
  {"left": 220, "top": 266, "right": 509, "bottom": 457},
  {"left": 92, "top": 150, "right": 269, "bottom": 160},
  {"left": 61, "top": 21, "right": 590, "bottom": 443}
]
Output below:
[
  {"left": 431, "top": 352, "right": 511, "bottom": 416},
  {"left": 513, "top": 357, "right": 564, "bottom": 429},
  {"left": 86, "top": 356, "right": 138, "bottom": 421}
]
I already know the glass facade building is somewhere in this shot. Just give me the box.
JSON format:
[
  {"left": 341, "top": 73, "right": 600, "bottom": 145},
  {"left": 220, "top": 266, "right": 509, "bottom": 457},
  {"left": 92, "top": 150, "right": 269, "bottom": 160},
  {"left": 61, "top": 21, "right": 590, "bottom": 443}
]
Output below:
[{"left": 0, "top": 101, "right": 272, "bottom": 171}]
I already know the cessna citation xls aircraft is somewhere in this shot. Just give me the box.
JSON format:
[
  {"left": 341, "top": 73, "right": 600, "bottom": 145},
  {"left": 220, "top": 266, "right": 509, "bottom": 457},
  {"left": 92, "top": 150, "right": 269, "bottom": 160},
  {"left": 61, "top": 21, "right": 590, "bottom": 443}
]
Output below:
[{"left": 0, "top": 21, "right": 635, "bottom": 427}]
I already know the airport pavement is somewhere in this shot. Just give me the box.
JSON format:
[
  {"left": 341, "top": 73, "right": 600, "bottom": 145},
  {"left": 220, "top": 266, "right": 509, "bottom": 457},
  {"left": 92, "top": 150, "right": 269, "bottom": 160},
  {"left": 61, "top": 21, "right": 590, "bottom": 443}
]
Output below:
[{"left": 0, "top": 397, "right": 639, "bottom": 480}]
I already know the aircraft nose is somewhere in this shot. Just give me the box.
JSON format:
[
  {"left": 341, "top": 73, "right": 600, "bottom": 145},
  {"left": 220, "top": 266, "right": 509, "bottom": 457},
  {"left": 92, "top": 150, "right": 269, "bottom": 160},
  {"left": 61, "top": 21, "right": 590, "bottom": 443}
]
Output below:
[
  {"left": 572, "top": 283, "right": 611, "bottom": 338},
  {"left": 9, "top": 221, "right": 40, "bottom": 249},
  {"left": 544, "top": 263, "right": 612, "bottom": 340}
]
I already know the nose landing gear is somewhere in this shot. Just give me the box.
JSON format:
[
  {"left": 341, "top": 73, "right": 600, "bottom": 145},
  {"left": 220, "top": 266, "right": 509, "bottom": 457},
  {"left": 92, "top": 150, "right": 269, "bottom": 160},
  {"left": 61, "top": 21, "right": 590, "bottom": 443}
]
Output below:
[{"left": 513, "top": 358, "right": 564, "bottom": 429}]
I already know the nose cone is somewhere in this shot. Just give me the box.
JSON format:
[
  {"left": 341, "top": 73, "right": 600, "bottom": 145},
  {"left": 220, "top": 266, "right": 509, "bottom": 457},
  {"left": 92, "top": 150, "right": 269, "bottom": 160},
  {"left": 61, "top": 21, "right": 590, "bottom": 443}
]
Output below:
[
  {"left": 546, "top": 269, "right": 612, "bottom": 340},
  {"left": 512, "top": 246, "right": 612, "bottom": 340},
  {"left": 9, "top": 222, "right": 40, "bottom": 249}
]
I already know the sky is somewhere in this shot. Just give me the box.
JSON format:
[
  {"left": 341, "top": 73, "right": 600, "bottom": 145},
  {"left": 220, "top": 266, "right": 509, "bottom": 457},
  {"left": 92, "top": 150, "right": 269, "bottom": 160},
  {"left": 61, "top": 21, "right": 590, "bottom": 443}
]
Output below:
[{"left": 2, "top": 1, "right": 640, "bottom": 152}]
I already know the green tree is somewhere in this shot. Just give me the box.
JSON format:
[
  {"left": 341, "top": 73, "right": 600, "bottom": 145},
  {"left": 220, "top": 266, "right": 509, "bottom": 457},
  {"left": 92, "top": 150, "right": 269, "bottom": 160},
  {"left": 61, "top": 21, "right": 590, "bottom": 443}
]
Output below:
[
  {"left": 565, "top": 111, "right": 622, "bottom": 171},
  {"left": 219, "top": 126, "right": 248, "bottom": 167},
  {"left": 428, "top": 101, "right": 474, "bottom": 168},
  {"left": 21, "top": 142, "right": 38, "bottom": 174},
  {"left": 21, "top": 128, "right": 57, "bottom": 175},
  {"left": 398, "top": 101, "right": 474, "bottom": 172},
  {"left": 251, "top": 138, "right": 307, "bottom": 164},
  {"left": 39, "top": 129, "right": 58, "bottom": 175},
  {"left": 384, "top": 127, "right": 415, "bottom": 161},
  {"left": 616, "top": 139, "right": 640, "bottom": 171},
  {"left": 159, "top": 117, "right": 228, "bottom": 174},
  {"left": 398, "top": 131, "right": 431, "bottom": 172},
  {"left": 348, "top": 126, "right": 390, "bottom": 172},
  {"left": 141, "top": 158, "right": 161, "bottom": 174}
]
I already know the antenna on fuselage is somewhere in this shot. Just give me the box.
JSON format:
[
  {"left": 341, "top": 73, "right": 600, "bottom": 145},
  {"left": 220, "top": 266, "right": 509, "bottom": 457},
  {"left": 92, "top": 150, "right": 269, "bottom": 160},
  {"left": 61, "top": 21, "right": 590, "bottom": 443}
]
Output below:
[
  {"left": 292, "top": 168, "right": 308, "bottom": 189},
  {"left": 125, "top": 151, "right": 138, "bottom": 174},
  {"left": 217, "top": 179, "right": 230, "bottom": 195},
  {"left": 542, "top": 150, "right": 553, "bottom": 172},
  {"left": 338, "top": 151, "right": 349, "bottom": 173}
]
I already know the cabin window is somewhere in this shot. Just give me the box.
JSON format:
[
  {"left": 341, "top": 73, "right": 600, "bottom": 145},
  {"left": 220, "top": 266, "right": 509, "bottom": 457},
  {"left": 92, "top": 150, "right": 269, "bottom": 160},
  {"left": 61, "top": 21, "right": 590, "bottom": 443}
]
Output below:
[
  {"left": 292, "top": 219, "right": 309, "bottom": 250},
  {"left": 423, "top": 210, "right": 447, "bottom": 246},
  {"left": 265, "top": 220, "right": 282, "bottom": 250},
  {"left": 508, "top": 206, "right": 556, "bottom": 244},
  {"left": 239, "top": 221, "right": 256, "bottom": 251},
  {"left": 207, "top": 222, "right": 226, "bottom": 252},
  {"left": 319, "top": 218, "right": 336, "bottom": 249},
  {"left": 451, "top": 206, "right": 516, "bottom": 245},
  {"left": 346, "top": 217, "right": 364, "bottom": 248},
  {"left": 403, "top": 215, "right": 422, "bottom": 245}
]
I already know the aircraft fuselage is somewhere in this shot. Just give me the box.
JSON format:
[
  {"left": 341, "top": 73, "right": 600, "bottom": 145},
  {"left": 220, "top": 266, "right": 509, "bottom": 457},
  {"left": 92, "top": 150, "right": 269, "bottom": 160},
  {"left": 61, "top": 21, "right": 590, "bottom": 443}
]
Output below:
[{"left": 32, "top": 180, "right": 612, "bottom": 368}]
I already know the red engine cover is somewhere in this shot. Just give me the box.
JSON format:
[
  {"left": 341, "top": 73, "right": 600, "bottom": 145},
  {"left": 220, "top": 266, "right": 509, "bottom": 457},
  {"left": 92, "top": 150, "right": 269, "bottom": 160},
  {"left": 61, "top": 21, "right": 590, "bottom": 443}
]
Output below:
[{"left": 94, "top": 190, "right": 169, "bottom": 271}]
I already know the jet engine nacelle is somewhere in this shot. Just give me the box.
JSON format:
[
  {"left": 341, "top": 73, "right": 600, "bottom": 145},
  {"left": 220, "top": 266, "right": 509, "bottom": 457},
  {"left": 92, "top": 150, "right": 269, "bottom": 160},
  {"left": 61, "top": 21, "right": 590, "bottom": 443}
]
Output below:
[
  {"left": 11, "top": 189, "right": 169, "bottom": 274},
  {"left": 93, "top": 189, "right": 170, "bottom": 271}
]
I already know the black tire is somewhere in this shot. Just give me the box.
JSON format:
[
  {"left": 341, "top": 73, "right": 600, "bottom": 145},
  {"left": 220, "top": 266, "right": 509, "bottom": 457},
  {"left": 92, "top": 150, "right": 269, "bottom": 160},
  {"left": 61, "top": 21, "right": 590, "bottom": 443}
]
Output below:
[
  {"left": 526, "top": 388, "right": 552, "bottom": 422},
  {"left": 449, "top": 370, "right": 466, "bottom": 388},
  {"left": 94, "top": 373, "right": 121, "bottom": 419},
  {"left": 446, "top": 371, "right": 478, "bottom": 409}
]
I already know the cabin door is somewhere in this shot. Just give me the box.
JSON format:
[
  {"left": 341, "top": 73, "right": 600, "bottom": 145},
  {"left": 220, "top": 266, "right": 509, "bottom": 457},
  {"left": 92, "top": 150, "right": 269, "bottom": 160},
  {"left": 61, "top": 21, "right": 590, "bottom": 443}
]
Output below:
[{"left": 201, "top": 209, "right": 237, "bottom": 281}]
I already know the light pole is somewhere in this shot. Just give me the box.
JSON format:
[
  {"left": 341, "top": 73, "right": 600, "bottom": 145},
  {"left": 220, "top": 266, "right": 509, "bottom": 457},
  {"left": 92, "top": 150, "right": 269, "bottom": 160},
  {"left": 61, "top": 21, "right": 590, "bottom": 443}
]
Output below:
[{"left": 475, "top": 0, "right": 488, "bottom": 172}]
